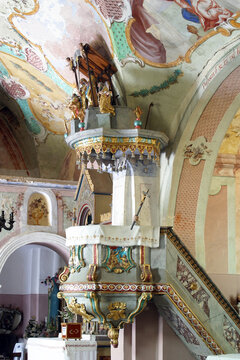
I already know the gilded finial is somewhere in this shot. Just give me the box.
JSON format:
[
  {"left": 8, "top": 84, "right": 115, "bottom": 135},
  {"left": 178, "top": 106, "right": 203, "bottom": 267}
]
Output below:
[{"left": 134, "top": 106, "right": 143, "bottom": 129}]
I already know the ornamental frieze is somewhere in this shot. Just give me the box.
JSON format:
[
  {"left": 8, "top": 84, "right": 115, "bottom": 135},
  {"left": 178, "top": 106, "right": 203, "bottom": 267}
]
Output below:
[{"left": 176, "top": 257, "right": 210, "bottom": 317}]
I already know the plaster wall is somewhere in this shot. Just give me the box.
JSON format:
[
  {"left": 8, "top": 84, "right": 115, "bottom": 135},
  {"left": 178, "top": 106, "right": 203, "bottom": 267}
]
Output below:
[
  {"left": 205, "top": 186, "right": 228, "bottom": 274},
  {"left": 111, "top": 305, "right": 195, "bottom": 360},
  {"left": 0, "top": 244, "right": 66, "bottom": 337}
]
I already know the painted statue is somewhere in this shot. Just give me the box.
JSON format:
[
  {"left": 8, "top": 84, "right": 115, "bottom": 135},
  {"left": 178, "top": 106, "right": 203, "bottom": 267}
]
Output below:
[{"left": 48, "top": 274, "right": 60, "bottom": 326}]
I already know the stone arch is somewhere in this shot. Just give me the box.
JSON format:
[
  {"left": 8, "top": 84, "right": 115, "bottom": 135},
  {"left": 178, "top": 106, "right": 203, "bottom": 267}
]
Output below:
[{"left": 0, "top": 232, "right": 69, "bottom": 273}]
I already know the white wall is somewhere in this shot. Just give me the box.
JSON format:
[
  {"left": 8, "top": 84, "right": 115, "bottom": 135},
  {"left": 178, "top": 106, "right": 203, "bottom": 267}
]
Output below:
[{"left": 0, "top": 244, "right": 66, "bottom": 295}]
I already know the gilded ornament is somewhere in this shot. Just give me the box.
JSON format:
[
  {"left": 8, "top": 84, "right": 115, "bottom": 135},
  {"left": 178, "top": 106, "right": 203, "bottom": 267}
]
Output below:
[
  {"left": 107, "top": 327, "right": 119, "bottom": 348},
  {"left": 59, "top": 266, "right": 70, "bottom": 282},
  {"left": 67, "top": 297, "right": 94, "bottom": 322},
  {"left": 57, "top": 291, "right": 64, "bottom": 299},
  {"left": 134, "top": 106, "right": 143, "bottom": 119},
  {"left": 107, "top": 302, "right": 127, "bottom": 321},
  {"left": 140, "top": 264, "right": 153, "bottom": 282},
  {"left": 102, "top": 246, "right": 136, "bottom": 273}
]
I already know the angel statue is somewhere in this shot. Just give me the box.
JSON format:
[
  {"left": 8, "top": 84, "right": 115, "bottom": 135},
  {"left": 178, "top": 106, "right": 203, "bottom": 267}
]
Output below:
[{"left": 69, "top": 93, "right": 85, "bottom": 122}]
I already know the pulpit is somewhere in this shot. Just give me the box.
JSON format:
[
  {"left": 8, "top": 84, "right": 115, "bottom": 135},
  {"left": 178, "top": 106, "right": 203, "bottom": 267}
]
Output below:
[{"left": 27, "top": 337, "right": 97, "bottom": 360}]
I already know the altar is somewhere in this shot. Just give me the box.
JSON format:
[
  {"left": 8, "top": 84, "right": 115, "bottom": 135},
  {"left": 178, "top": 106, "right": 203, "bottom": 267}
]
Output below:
[{"left": 27, "top": 337, "right": 97, "bottom": 360}]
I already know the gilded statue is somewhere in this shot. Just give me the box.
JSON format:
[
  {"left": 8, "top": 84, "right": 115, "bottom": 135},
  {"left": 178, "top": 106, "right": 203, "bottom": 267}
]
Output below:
[
  {"left": 86, "top": 71, "right": 98, "bottom": 107},
  {"left": 98, "top": 85, "right": 115, "bottom": 116},
  {"left": 69, "top": 94, "right": 85, "bottom": 122},
  {"left": 134, "top": 106, "right": 143, "bottom": 119}
]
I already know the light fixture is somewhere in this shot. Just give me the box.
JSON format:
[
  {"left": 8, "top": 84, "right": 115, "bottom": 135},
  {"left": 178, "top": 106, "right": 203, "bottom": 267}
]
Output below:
[{"left": 0, "top": 211, "right": 14, "bottom": 232}]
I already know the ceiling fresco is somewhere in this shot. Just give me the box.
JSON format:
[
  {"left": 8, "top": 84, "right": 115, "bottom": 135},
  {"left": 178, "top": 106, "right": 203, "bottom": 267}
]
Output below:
[{"left": 0, "top": 0, "right": 240, "bottom": 178}]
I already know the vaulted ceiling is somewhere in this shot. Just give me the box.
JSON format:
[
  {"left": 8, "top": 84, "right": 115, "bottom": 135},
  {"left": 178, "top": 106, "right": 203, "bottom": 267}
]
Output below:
[{"left": 0, "top": 0, "right": 240, "bottom": 180}]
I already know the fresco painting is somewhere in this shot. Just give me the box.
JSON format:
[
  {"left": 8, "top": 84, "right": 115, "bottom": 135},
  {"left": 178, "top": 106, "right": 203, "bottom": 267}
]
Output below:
[
  {"left": 11, "top": 0, "right": 113, "bottom": 83},
  {"left": 127, "top": 0, "right": 240, "bottom": 65},
  {"left": 27, "top": 193, "right": 50, "bottom": 226},
  {"left": 0, "top": 52, "right": 72, "bottom": 134}
]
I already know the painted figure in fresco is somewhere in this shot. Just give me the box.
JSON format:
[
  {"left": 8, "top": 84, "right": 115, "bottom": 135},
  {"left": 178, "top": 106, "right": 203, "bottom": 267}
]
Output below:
[
  {"left": 173, "top": 0, "right": 232, "bottom": 31},
  {"left": 128, "top": 0, "right": 232, "bottom": 64},
  {"left": 129, "top": 0, "right": 167, "bottom": 63}
]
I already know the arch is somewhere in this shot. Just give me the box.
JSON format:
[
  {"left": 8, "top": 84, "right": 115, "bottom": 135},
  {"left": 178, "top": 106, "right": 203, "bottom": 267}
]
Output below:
[
  {"left": 0, "top": 232, "right": 69, "bottom": 273},
  {"left": 170, "top": 64, "right": 240, "bottom": 267},
  {"left": 78, "top": 203, "right": 93, "bottom": 225},
  {"left": 27, "top": 192, "right": 50, "bottom": 226},
  {"left": 21, "top": 187, "right": 58, "bottom": 233},
  {"left": 162, "top": 38, "right": 240, "bottom": 268}
]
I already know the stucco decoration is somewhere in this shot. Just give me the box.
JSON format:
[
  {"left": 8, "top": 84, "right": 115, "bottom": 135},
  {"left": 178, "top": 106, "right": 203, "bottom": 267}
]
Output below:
[
  {"left": 183, "top": 136, "right": 213, "bottom": 165},
  {"left": 176, "top": 257, "right": 210, "bottom": 317},
  {"left": 223, "top": 315, "right": 240, "bottom": 352}
]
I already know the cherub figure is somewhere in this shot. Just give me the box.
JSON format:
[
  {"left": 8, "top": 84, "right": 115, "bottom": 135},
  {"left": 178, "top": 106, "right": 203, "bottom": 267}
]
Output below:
[{"left": 69, "top": 93, "right": 85, "bottom": 122}]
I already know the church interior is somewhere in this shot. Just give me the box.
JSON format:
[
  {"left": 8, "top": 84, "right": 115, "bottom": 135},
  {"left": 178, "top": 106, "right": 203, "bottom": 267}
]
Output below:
[{"left": 1, "top": 0, "right": 240, "bottom": 359}]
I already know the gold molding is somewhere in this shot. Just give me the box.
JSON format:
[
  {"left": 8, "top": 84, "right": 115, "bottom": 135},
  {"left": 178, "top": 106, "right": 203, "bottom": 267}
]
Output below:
[{"left": 107, "top": 302, "right": 127, "bottom": 321}]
